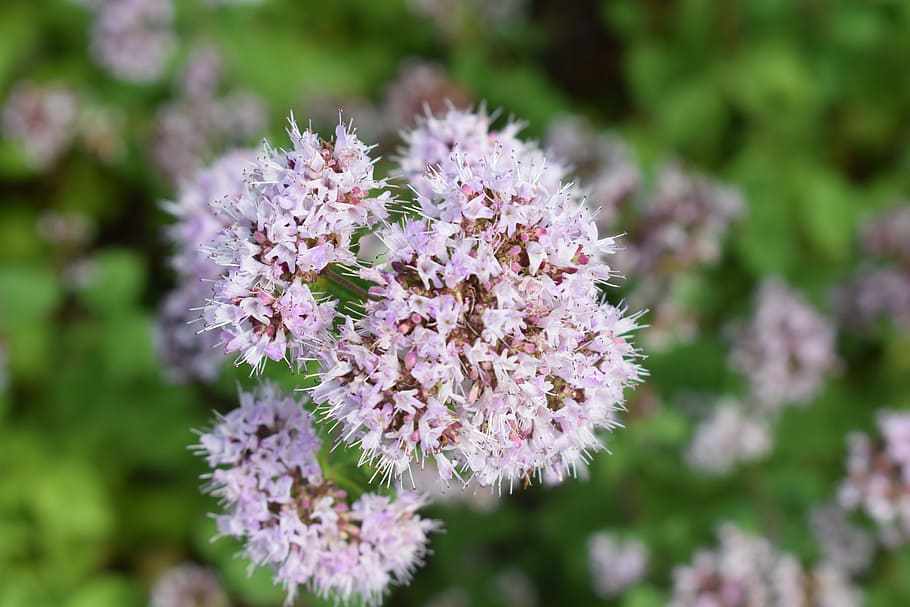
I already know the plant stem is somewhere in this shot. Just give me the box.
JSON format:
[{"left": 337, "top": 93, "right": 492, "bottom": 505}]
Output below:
[{"left": 322, "top": 266, "right": 372, "bottom": 301}]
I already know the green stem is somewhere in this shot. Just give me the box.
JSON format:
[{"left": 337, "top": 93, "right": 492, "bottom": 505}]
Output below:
[{"left": 322, "top": 266, "right": 372, "bottom": 301}]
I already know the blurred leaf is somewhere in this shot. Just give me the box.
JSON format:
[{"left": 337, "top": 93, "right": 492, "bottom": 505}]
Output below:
[{"left": 78, "top": 250, "right": 146, "bottom": 315}]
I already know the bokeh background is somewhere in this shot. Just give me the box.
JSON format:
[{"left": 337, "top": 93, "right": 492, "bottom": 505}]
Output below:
[{"left": 2, "top": 0, "right": 910, "bottom": 605}]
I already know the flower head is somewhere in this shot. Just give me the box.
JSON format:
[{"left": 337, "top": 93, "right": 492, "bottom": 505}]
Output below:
[
  {"left": 153, "top": 48, "right": 266, "bottom": 185},
  {"left": 397, "top": 105, "right": 565, "bottom": 201},
  {"left": 203, "top": 116, "right": 391, "bottom": 372},
  {"left": 156, "top": 150, "right": 255, "bottom": 383},
  {"left": 670, "top": 524, "right": 860, "bottom": 607},
  {"left": 315, "top": 115, "right": 641, "bottom": 487},
  {"left": 685, "top": 399, "right": 772, "bottom": 476},
  {"left": 588, "top": 532, "right": 648, "bottom": 599},
  {"left": 150, "top": 563, "right": 229, "bottom": 607},
  {"left": 2, "top": 81, "right": 79, "bottom": 170},
  {"left": 839, "top": 410, "right": 910, "bottom": 547},
  {"left": 545, "top": 114, "right": 640, "bottom": 229},
  {"left": 89, "top": 0, "right": 176, "bottom": 83},
  {"left": 618, "top": 163, "right": 743, "bottom": 277},
  {"left": 382, "top": 61, "right": 471, "bottom": 131},
  {"left": 196, "top": 383, "right": 437, "bottom": 606},
  {"left": 862, "top": 204, "right": 910, "bottom": 267},
  {"left": 810, "top": 503, "right": 875, "bottom": 575},
  {"left": 730, "top": 279, "right": 837, "bottom": 411},
  {"left": 835, "top": 266, "right": 910, "bottom": 332}
]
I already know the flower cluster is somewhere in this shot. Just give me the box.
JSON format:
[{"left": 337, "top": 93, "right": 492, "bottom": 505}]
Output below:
[
  {"left": 150, "top": 563, "right": 229, "bottom": 607},
  {"left": 839, "top": 410, "right": 910, "bottom": 547},
  {"left": 670, "top": 524, "right": 861, "bottom": 607},
  {"left": 203, "top": 117, "right": 390, "bottom": 372},
  {"left": 861, "top": 205, "right": 910, "bottom": 267},
  {"left": 397, "top": 106, "right": 563, "bottom": 200},
  {"left": 408, "top": 0, "right": 528, "bottom": 38},
  {"left": 836, "top": 204, "right": 910, "bottom": 332},
  {"left": 809, "top": 503, "right": 875, "bottom": 576},
  {"left": 37, "top": 211, "right": 94, "bottom": 249},
  {"left": 686, "top": 398, "right": 772, "bottom": 476},
  {"left": 617, "top": 163, "right": 744, "bottom": 277},
  {"left": 587, "top": 532, "right": 648, "bottom": 599},
  {"left": 547, "top": 145, "right": 745, "bottom": 352},
  {"left": 172, "top": 108, "right": 644, "bottom": 605},
  {"left": 153, "top": 46, "right": 267, "bottom": 184},
  {"left": 196, "top": 383, "right": 437, "bottom": 605},
  {"left": 382, "top": 61, "right": 471, "bottom": 131},
  {"left": 730, "top": 279, "right": 837, "bottom": 411},
  {"left": 155, "top": 150, "right": 255, "bottom": 383},
  {"left": 86, "top": 0, "right": 176, "bottom": 83},
  {"left": 314, "top": 108, "right": 642, "bottom": 487},
  {"left": 544, "top": 114, "right": 640, "bottom": 229},
  {"left": 2, "top": 82, "right": 79, "bottom": 170},
  {"left": 836, "top": 267, "right": 910, "bottom": 331}
]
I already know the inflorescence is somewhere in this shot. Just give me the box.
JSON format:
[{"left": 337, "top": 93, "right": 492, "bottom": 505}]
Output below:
[
  {"left": 197, "top": 383, "right": 437, "bottom": 606},
  {"left": 162, "top": 106, "right": 644, "bottom": 605},
  {"left": 314, "top": 108, "right": 642, "bottom": 488}
]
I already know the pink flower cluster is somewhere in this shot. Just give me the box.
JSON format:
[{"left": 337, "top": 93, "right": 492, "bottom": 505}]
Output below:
[
  {"left": 150, "top": 563, "right": 228, "bottom": 607},
  {"left": 314, "top": 108, "right": 642, "bottom": 487},
  {"left": 587, "top": 532, "right": 649, "bottom": 599},
  {"left": 87, "top": 0, "right": 176, "bottom": 83},
  {"left": 203, "top": 117, "right": 391, "bottom": 372},
  {"left": 2, "top": 82, "right": 79, "bottom": 169},
  {"left": 544, "top": 114, "right": 640, "bottom": 229},
  {"left": 836, "top": 204, "right": 910, "bottom": 331},
  {"left": 197, "top": 383, "right": 437, "bottom": 606},
  {"left": 670, "top": 524, "right": 860, "bottom": 607},
  {"left": 615, "top": 163, "right": 744, "bottom": 278},
  {"left": 839, "top": 410, "right": 910, "bottom": 547},
  {"left": 153, "top": 46, "right": 266, "bottom": 185},
  {"left": 156, "top": 150, "right": 255, "bottom": 383},
  {"left": 730, "top": 279, "right": 838, "bottom": 411},
  {"left": 685, "top": 398, "right": 772, "bottom": 476}
]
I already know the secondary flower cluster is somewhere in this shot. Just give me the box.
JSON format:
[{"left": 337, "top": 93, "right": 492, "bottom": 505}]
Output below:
[
  {"left": 150, "top": 563, "right": 229, "bottom": 607},
  {"left": 616, "top": 163, "right": 744, "bottom": 278},
  {"left": 544, "top": 114, "right": 640, "bottom": 229},
  {"left": 684, "top": 279, "right": 837, "bottom": 478},
  {"left": 2, "top": 79, "right": 129, "bottom": 171},
  {"left": 587, "top": 532, "right": 649, "bottom": 599},
  {"left": 730, "top": 279, "right": 837, "bottom": 411},
  {"left": 382, "top": 61, "right": 471, "bottom": 132},
  {"left": 809, "top": 503, "right": 875, "bottom": 576},
  {"left": 153, "top": 46, "right": 266, "bottom": 185},
  {"left": 314, "top": 107, "right": 642, "bottom": 487},
  {"left": 203, "top": 117, "right": 390, "bottom": 372},
  {"left": 197, "top": 383, "right": 437, "bottom": 606},
  {"left": 836, "top": 204, "right": 910, "bottom": 332},
  {"left": 685, "top": 398, "right": 772, "bottom": 476},
  {"left": 84, "top": 0, "right": 176, "bottom": 83},
  {"left": 2, "top": 81, "right": 79, "bottom": 170},
  {"left": 548, "top": 117, "right": 745, "bottom": 352},
  {"left": 862, "top": 205, "right": 910, "bottom": 266},
  {"left": 670, "top": 524, "right": 860, "bottom": 607},
  {"left": 839, "top": 410, "right": 910, "bottom": 547},
  {"left": 155, "top": 149, "right": 255, "bottom": 383}
]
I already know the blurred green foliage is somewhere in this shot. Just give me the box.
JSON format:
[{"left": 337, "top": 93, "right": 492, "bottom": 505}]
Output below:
[{"left": 1, "top": 0, "right": 909, "bottom": 605}]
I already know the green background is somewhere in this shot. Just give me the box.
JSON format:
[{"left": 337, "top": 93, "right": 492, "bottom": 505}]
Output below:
[{"left": 1, "top": 1, "right": 909, "bottom": 605}]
